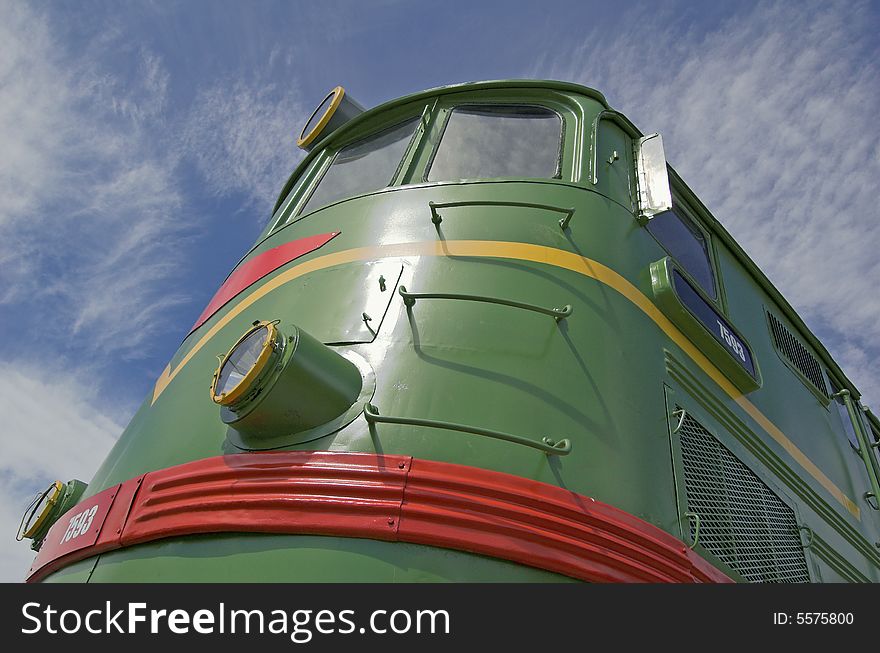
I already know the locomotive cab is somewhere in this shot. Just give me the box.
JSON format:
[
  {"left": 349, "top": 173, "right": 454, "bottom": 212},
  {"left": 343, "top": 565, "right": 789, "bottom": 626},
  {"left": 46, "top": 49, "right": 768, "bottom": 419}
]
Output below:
[{"left": 21, "top": 81, "right": 880, "bottom": 584}]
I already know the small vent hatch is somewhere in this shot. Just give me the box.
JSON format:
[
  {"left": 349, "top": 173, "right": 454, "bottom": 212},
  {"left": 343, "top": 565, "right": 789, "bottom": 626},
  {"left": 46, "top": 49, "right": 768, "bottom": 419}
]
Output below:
[{"left": 767, "top": 312, "right": 828, "bottom": 398}]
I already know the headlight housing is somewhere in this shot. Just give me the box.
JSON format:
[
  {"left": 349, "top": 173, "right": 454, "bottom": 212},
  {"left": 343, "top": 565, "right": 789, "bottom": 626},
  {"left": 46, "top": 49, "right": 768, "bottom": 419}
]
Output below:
[
  {"left": 17, "top": 479, "right": 87, "bottom": 550},
  {"left": 211, "top": 320, "right": 368, "bottom": 447},
  {"left": 210, "top": 321, "right": 282, "bottom": 407}
]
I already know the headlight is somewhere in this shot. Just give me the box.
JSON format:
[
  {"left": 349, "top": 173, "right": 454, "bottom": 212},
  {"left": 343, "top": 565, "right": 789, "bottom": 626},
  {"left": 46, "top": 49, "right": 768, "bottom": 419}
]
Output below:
[
  {"left": 211, "top": 321, "right": 282, "bottom": 407},
  {"left": 17, "top": 479, "right": 87, "bottom": 549},
  {"left": 17, "top": 481, "right": 64, "bottom": 542},
  {"left": 211, "top": 320, "right": 366, "bottom": 446}
]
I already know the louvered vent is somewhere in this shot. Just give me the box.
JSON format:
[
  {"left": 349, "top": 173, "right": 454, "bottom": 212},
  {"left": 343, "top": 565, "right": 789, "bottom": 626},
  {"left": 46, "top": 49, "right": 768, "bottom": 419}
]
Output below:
[
  {"left": 767, "top": 312, "right": 828, "bottom": 397},
  {"left": 677, "top": 409, "right": 810, "bottom": 583}
]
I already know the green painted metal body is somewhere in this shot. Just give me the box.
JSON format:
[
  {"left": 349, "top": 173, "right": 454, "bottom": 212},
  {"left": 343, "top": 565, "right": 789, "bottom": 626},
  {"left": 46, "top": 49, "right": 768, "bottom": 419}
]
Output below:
[{"left": 35, "top": 80, "right": 880, "bottom": 582}]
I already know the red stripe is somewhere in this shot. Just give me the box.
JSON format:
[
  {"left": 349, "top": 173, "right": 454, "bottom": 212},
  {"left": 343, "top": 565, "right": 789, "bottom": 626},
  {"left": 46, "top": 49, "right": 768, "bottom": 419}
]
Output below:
[
  {"left": 190, "top": 232, "right": 340, "bottom": 333},
  {"left": 27, "top": 452, "right": 731, "bottom": 583},
  {"left": 27, "top": 476, "right": 143, "bottom": 582}
]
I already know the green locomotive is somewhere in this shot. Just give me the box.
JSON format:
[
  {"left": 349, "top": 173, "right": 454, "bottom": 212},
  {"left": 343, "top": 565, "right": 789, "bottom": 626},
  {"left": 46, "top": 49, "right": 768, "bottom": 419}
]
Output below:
[{"left": 19, "top": 80, "right": 880, "bottom": 582}]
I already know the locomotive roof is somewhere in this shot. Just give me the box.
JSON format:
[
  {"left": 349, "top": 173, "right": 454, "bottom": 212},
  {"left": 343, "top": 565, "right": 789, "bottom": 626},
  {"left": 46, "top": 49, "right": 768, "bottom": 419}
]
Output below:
[{"left": 272, "top": 79, "right": 866, "bottom": 403}]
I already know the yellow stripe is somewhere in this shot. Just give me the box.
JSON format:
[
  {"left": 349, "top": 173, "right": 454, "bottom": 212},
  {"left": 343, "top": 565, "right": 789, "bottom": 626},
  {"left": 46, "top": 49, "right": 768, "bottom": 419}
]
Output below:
[{"left": 152, "top": 240, "right": 859, "bottom": 518}]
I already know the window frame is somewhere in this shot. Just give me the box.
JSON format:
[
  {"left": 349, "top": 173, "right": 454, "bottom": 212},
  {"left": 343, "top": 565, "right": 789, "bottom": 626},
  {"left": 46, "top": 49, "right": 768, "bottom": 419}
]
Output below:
[
  {"left": 261, "top": 155, "right": 327, "bottom": 237},
  {"left": 646, "top": 198, "right": 722, "bottom": 306},
  {"left": 419, "top": 97, "right": 566, "bottom": 184},
  {"left": 293, "top": 112, "right": 425, "bottom": 221},
  {"left": 264, "top": 89, "right": 588, "bottom": 239}
]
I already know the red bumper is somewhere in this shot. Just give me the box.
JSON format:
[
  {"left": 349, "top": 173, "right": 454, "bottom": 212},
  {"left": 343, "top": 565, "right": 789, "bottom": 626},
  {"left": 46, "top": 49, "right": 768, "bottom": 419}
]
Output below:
[{"left": 28, "top": 451, "right": 731, "bottom": 583}]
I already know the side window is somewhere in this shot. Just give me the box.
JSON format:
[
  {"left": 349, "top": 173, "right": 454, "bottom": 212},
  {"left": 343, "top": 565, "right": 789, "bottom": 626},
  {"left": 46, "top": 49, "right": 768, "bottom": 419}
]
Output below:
[
  {"left": 647, "top": 205, "right": 716, "bottom": 299},
  {"left": 300, "top": 117, "right": 419, "bottom": 216},
  {"left": 427, "top": 105, "right": 562, "bottom": 181}
]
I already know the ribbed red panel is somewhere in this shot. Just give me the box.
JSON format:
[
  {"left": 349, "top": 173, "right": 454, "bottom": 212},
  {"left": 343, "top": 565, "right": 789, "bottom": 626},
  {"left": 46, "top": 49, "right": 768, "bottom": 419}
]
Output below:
[
  {"left": 122, "top": 451, "right": 407, "bottom": 546},
  {"left": 26, "top": 452, "right": 730, "bottom": 583},
  {"left": 28, "top": 477, "right": 142, "bottom": 582},
  {"left": 401, "top": 458, "right": 727, "bottom": 583}
]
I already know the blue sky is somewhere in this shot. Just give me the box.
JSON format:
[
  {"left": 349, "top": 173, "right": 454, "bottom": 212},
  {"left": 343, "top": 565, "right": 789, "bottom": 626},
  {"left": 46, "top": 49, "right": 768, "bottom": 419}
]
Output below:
[{"left": 1, "top": 0, "right": 878, "bottom": 581}]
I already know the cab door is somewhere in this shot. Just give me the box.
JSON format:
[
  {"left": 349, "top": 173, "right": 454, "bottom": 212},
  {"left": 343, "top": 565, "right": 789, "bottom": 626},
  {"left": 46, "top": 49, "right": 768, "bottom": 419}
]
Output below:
[{"left": 593, "top": 115, "right": 634, "bottom": 212}]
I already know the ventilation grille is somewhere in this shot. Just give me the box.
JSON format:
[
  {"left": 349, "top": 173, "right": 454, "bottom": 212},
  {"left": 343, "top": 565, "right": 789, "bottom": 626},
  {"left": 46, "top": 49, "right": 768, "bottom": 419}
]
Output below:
[
  {"left": 767, "top": 312, "right": 828, "bottom": 397},
  {"left": 677, "top": 410, "right": 810, "bottom": 583}
]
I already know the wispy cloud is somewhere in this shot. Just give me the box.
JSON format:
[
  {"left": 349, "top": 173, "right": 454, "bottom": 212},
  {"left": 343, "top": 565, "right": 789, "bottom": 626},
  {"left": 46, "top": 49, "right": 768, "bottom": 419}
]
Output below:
[
  {"left": 0, "top": 2, "right": 313, "bottom": 580},
  {"left": 0, "top": 361, "right": 121, "bottom": 581},
  {"left": 0, "top": 2, "right": 189, "bottom": 580},
  {"left": 0, "top": 1, "right": 189, "bottom": 361},
  {"left": 532, "top": 0, "right": 880, "bottom": 401},
  {"left": 0, "top": 2, "right": 71, "bottom": 228},
  {"left": 182, "top": 79, "right": 307, "bottom": 215}
]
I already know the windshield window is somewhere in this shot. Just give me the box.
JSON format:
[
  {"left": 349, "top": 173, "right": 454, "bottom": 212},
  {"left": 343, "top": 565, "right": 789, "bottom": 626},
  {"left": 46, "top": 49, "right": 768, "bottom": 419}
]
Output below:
[
  {"left": 301, "top": 117, "right": 419, "bottom": 215},
  {"left": 427, "top": 105, "right": 562, "bottom": 181}
]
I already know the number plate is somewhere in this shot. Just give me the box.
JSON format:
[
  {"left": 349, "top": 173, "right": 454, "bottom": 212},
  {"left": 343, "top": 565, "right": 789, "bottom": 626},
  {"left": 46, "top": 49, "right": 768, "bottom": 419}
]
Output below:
[
  {"left": 29, "top": 485, "right": 120, "bottom": 573},
  {"left": 671, "top": 269, "right": 757, "bottom": 378}
]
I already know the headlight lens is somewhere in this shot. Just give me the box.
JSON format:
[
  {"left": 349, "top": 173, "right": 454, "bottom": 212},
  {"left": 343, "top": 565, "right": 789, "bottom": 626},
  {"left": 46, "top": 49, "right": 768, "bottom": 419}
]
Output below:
[
  {"left": 18, "top": 481, "right": 64, "bottom": 541},
  {"left": 211, "top": 322, "right": 279, "bottom": 406}
]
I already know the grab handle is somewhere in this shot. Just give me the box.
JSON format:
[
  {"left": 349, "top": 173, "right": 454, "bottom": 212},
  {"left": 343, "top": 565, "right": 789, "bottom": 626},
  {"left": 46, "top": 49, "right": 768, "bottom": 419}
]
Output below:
[
  {"left": 364, "top": 403, "right": 572, "bottom": 456},
  {"left": 428, "top": 200, "right": 575, "bottom": 231},
  {"left": 399, "top": 286, "right": 571, "bottom": 322}
]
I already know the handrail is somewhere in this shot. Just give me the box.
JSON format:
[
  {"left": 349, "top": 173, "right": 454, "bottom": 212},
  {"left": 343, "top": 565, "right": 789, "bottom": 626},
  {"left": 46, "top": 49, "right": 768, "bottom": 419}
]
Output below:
[
  {"left": 363, "top": 403, "right": 572, "bottom": 456},
  {"left": 684, "top": 511, "right": 701, "bottom": 549},
  {"left": 398, "top": 286, "right": 571, "bottom": 322},
  {"left": 427, "top": 200, "right": 575, "bottom": 231},
  {"left": 671, "top": 408, "right": 687, "bottom": 434},
  {"left": 833, "top": 389, "right": 880, "bottom": 510},
  {"left": 864, "top": 407, "right": 880, "bottom": 448}
]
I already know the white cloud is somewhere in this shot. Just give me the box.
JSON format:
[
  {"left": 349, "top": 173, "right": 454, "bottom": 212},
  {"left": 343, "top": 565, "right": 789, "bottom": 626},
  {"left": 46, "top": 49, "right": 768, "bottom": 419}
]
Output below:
[
  {"left": 182, "top": 79, "right": 307, "bottom": 214},
  {"left": 0, "top": 1, "right": 190, "bottom": 361},
  {"left": 0, "top": 1, "right": 181, "bottom": 581},
  {"left": 1, "top": 364, "right": 120, "bottom": 487},
  {"left": 0, "top": 362, "right": 122, "bottom": 582},
  {"left": 0, "top": 2, "right": 70, "bottom": 227},
  {"left": 0, "top": 3, "right": 310, "bottom": 582},
  {"left": 533, "top": 0, "right": 880, "bottom": 401}
]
